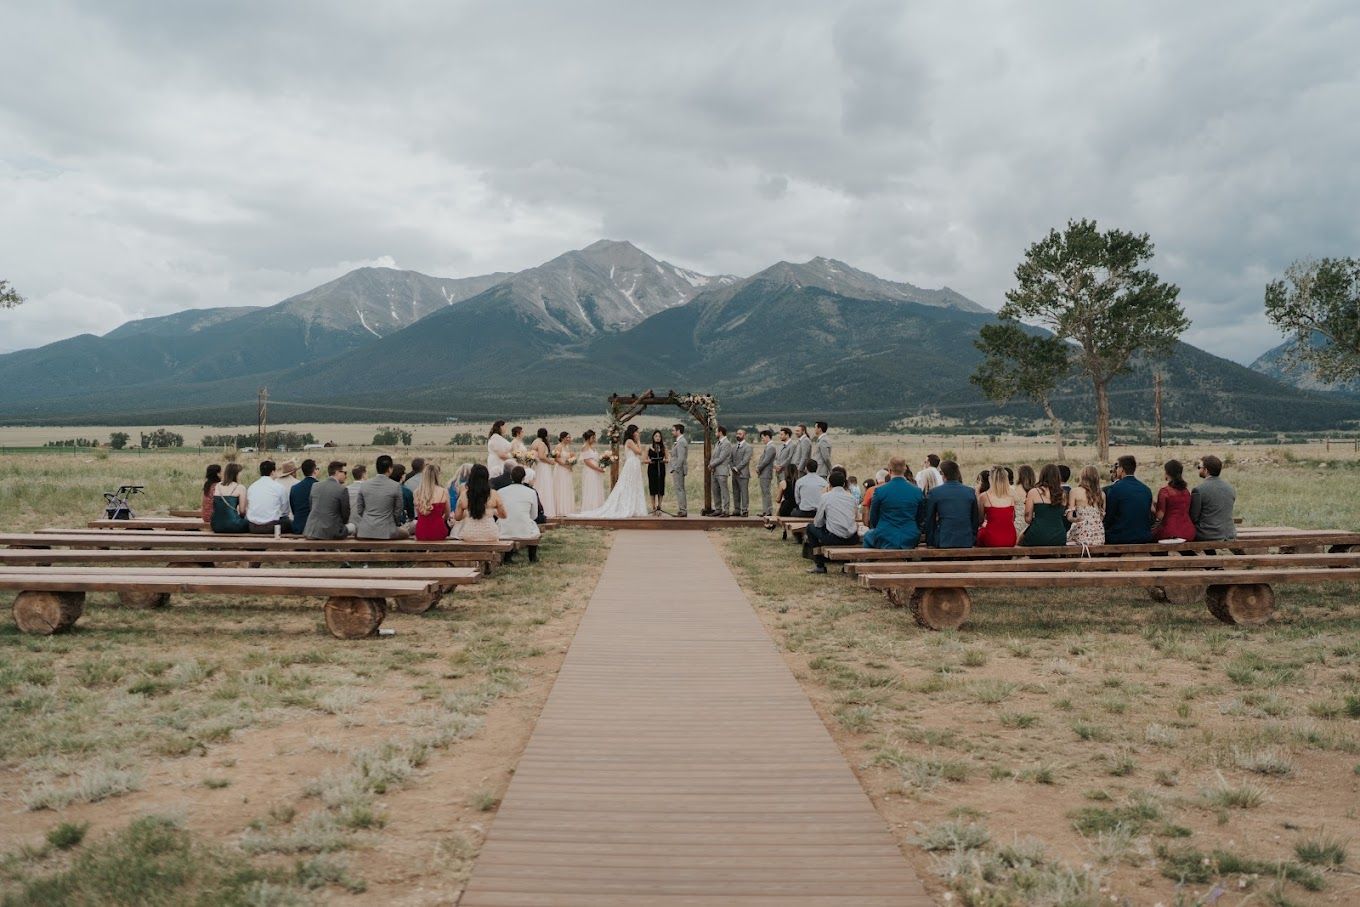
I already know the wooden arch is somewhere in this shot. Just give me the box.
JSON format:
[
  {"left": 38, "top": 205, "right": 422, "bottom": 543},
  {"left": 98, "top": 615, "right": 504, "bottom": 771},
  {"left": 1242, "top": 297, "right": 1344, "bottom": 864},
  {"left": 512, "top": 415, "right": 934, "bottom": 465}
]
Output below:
[{"left": 607, "top": 390, "right": 719, "bottom": 514}]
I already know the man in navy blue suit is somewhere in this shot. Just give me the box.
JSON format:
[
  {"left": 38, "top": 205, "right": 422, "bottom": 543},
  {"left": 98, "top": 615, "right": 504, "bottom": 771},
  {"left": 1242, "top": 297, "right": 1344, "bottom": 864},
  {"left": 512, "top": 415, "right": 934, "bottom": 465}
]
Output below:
[
  {"left": 922, "top": 460, "right": 979, "bottom": 548},
  {"left": 1103, "top": 454, "right": 1153, "bottom": 544}
]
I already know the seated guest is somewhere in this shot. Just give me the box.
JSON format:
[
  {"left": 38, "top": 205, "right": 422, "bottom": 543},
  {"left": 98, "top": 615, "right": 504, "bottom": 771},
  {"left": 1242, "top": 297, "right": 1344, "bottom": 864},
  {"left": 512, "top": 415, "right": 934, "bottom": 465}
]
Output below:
[
  {"left": 1058, "top": 463, "right": 1073, "bottom": 505},
  {"left": 1066, "top": 465, "right": 1106, "bottom": 547},
  {"left": 805, "top": 471, "right": 860, "bottom": 573},
  {"left": 448, "top": 463, "right": 472, "bottom": 512},
  {"left": 1013, "top": 464, "right": 1036, "bottom": 535},
  {"left": 210, "top": 462, "right": 249, "bottom": 533},
  {"left": 1191, "top": 455, "right": 1237, "bottom": 541},
  {"left": 923, "top": 460, "right": 979, "bottom": 548},
  {"left": 917, "top": 454, "right": 943, "bottom": 491},
  {"left": 288, "top": 459, "right": 318, "bottom": 536},
  {"left": 858, "top": 478, "right": 875, "bottom": 522},
  {"left": 201, "top": 464, "right": 222, "bottom": 524},
  {"left": 404, "top": 457, "right": 426, "bottom": 492},
  {"left": 499, "top": 466, "right": 542, "bottom": 543},
  {"left": 523, "top": 468, "right": 548, "bottom": 525},
  {"left": 775, "top": 463, "right": 800, "bottom": 518},
  {"left": 347, "top": 465, "right": 367, "bottom": 513},
  {"left": 792, "top": 460, "right": 828, "bottom": 517},
  {"left": 245, "top": 460, "right": 292, "bottom": 534},
  {"left": 862, "top": 468, "right": 889, "bottom": 514},
  {"left": 355, "top": 455, "right": 410, "bottom": 540},
  {"left": 453, "top": 464, "right": 507, "bottom": 541},
  {"left": 1153, "top": 459, "right": 1196, "bottom": 541},
  {"left": 847, "top": 475, "right": 861, "bottom": 502},
  {"left": 391, "top": 464, "right": 416, "bottom": 524},
  {"left": 413, "top": 463, "right": 452, "bottom": 542},
  {"left": 275, "top": 460, "right": 300, "bottom": 523},
  {"left": 306, "top": 461, "right": 353, "bottom": 540},
  {"left": 976, "top": 466, "right": 1018, "bottom": 548},
  {"left": 1021, "top": 464, "right": 1068, "bottom": 546},
  {"left": 863, "top": 457, "right": 925, "bottom": 550},
  {"left": 1103, "top": 454, "right": 1153, "bottom": 544},
  {"left": 491, "top": 461, "right": 517, "bottom": 491}
]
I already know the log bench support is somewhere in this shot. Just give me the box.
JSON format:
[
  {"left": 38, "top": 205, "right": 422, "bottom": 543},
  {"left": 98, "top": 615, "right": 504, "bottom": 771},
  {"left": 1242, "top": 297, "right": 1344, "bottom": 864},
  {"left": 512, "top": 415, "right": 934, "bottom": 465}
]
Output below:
[
  {"left": 1148, "top": 584, "right": 1207, "bottom": 606},
  {"left": 1205, "top": 583, "right": 1275, "bottom": 625},
  {"left": 118, "top": 591, "right": 172, "bottom": 609},
  {"left": 390, "top": 589, "right": 445, "bottom": 615},
  {"left": 324, "top": 596, "right": 387, "bottom": 638},
  {"left": 13, "top": 591, "right": 85, "bottom": 634}
]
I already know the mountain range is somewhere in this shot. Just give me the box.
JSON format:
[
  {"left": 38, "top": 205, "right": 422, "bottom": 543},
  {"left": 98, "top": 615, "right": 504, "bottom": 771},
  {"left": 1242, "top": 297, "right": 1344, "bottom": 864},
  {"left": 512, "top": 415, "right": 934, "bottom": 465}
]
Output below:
[
  {"left": 1, "top": 240, "right": 1357, "bottom": 432},
  {"left": 1249, "top": 335, "right": 1360, "bottom": 397}
]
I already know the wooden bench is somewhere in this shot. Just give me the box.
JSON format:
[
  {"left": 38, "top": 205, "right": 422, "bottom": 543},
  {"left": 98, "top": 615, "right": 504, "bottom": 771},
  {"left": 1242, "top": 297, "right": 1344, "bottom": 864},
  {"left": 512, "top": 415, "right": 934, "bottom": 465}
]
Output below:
[
  {"left": 0, "top": 548, "right": 501, "bottom": 574},
  {"left": 818, "top": 532, "right": 1360, "bottom": 564},
  {"left": 9, "top": 531, "right": 518, "bottom": 555},
  {"left": 87, "top": 518, "right": 206, "bottom": 531},
  {"left": 857, "top": 566, "right": 1360, "bottom": 631},
  {"left": 0, "top": 565, "right": 480, "bottom": 614},
  {"left": 3, "top": 573, "right": 444, "bottom": 639}
]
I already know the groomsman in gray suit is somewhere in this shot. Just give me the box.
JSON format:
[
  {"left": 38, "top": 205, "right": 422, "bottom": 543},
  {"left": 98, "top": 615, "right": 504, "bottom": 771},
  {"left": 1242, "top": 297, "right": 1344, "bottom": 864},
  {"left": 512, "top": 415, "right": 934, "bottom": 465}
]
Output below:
[
  {"left": 730, "top": 428, "right": 753, "bottom": 517},
  {"left": 708, "top": 425, "right": 733, "bottom": 516},
  {"left": 792, "top": 424, "right": 813, "bottom": 475},
  {"left": 669, "top": 424, "right": 690, "bottom": 517},
  {"left": 755, "top": 429, "right": 778, "bottom": 517},
  {"left": 812, "top": 421, "right": 832, "bottom": 478},
  {"left": 773, "top": 427, "right": 794, "bottom": 473}
]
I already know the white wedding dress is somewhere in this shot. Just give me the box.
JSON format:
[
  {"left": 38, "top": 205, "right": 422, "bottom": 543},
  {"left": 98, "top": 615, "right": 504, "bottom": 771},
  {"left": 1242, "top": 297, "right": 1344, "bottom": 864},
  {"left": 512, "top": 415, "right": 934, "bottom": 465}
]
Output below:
[{"left": 572, "top": 447, "right": 649, "bottom": 519}]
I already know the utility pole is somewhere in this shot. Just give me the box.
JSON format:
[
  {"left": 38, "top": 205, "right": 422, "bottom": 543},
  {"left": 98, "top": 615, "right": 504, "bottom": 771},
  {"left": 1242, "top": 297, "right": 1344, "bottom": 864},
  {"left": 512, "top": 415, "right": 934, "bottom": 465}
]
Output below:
[
  {"left": 1153, "top": 373, "right": 1163, "bottom": 448},
  {"left": 257, "top": 387, "right": 269, "bottom": 451}
]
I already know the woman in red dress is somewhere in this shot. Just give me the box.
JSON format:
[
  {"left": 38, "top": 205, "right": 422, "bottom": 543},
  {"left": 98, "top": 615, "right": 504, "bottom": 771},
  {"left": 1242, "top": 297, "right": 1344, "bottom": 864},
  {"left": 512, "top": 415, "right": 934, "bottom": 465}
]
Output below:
[
  {"left": 413, "top": 463, "right": 453, "bottom": 541},
  {"left": 1153, "top": 459, "right": 1196, "bottom": 541},
  {"left": 976, "top": 465, "right": 1019, "bottom": 547}
]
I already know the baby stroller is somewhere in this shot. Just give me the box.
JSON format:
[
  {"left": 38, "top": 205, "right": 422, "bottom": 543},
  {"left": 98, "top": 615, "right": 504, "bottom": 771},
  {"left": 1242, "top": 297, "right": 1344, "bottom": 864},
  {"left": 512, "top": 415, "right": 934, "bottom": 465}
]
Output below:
[{"left": 103, "top": 484, "right": 144, "bottom": 520}]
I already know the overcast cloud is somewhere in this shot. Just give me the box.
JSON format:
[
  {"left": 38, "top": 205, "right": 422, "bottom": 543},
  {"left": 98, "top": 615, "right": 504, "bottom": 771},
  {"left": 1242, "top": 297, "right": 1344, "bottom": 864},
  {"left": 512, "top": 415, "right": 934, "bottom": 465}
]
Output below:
[{"left": 2, "top": 1, "right": 1357, "bottom": 361}]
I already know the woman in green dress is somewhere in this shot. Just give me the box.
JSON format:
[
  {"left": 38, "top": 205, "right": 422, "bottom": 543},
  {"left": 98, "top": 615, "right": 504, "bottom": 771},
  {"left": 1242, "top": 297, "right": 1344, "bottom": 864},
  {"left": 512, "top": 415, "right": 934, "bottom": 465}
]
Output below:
[{"left": 1021, "top": 463, "right": 1068, "bottom": 547}]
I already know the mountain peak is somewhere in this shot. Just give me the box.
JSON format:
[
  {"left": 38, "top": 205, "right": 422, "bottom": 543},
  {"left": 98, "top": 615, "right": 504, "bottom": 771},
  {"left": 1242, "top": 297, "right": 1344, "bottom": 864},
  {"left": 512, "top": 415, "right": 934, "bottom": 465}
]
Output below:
[
  {"left": 744, "top": 257, "right": 988, "bottom": 313},
  {"left": 582, "top": 238, "right": 641, "bottom": 254}
]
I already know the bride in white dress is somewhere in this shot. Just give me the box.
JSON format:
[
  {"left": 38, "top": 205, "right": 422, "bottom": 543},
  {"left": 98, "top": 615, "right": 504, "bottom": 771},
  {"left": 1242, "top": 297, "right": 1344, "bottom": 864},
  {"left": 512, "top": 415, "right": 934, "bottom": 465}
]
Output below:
[{"left": 572, "top": 424, "right": 649, "bottom": 519}]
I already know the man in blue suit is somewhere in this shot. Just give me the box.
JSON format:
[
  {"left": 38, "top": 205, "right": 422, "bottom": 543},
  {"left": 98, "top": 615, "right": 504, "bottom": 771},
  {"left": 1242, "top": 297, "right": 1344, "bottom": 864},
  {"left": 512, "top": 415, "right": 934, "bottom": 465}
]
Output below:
[
  {"left": 863, "top": 457, "right": 925, "bottom": 549},
  {"left": 923, "top": 460, "right": 980, "bottom": 548},
  {"left": 1103, "top": 454, "right": 1153, "bottom": 544}
]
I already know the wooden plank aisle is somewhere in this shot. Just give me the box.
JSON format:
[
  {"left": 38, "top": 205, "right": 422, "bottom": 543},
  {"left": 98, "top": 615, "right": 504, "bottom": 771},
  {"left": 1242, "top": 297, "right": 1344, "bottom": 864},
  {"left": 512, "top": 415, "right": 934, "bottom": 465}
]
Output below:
[{"left": 460, "top": 531, "right": 931, "bottom": 907}]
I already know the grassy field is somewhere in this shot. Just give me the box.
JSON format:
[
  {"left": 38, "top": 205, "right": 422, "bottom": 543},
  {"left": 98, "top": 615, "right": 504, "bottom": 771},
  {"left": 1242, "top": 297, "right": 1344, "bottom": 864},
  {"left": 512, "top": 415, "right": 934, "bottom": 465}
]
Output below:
[
  {"left": 0, "top": 447, "right": 612, "bottom": 903},
  {"left": 1, "top": 439, "right": 1358, "bottom": 904},
  {"left": 717, "top": 441, "right": 1360, "bottom": 907}
]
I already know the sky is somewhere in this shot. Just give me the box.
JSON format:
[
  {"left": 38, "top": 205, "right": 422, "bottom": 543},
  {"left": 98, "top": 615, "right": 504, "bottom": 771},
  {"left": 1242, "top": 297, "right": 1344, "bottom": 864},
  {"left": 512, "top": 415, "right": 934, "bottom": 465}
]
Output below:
[{"left": 2, "top": 1, "right": 1357, "bottom": 362}]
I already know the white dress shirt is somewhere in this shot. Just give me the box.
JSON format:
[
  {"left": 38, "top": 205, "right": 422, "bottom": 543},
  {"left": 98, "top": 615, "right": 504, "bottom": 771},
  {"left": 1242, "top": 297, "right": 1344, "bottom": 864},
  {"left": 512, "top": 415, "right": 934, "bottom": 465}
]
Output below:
[{"left": 245, "top": 476, "right": 289, "bottom": 525}]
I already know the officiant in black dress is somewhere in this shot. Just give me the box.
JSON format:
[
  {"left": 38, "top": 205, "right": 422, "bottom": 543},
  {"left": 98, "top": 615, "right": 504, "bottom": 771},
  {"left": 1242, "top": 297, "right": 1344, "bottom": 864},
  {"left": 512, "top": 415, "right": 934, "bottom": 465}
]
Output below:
[{"left": 647, "top": 430, "right": 668, "bottom": 513}]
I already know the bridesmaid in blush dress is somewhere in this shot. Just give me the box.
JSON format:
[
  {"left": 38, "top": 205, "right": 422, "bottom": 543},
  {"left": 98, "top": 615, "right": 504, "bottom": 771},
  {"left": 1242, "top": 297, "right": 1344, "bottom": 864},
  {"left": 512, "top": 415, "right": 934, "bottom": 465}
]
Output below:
[
  {"left": 579, "top": 430, "right": 606, "bottom": 511},
  {"left": 553, "top": 431, "right": 576, "bottom": 515},
  {"left": 531, "top": 428, "right": 557, "bottom": 518}
]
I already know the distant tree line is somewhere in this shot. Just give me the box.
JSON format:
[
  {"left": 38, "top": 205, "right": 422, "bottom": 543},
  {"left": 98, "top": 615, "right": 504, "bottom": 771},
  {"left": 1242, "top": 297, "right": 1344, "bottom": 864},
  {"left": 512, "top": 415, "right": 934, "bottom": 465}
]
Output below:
[
  {"left": 140, "top": 429, "right": 184, "bottom": 449},
  {"left": 449, "top": 432, "right": 480, "bottom": 446},
  {"left": 201, "top": 430, "right": 318, "bottom": 449},
  {"left": 373, "top": 426, "right": 413, "bottom": 446},
  {"left": 44, "top": 437, "right": 99, "bottom": 448}
]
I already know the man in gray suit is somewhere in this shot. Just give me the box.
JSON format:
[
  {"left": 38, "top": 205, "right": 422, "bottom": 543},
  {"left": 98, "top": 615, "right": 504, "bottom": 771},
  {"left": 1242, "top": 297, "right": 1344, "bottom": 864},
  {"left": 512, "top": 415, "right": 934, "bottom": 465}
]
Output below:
[
  {"left": 730, "top": 428, "right": 753, "bottom": 517},
  {"left": 773, "top": 427, "right": 793, "bottom": 472},
  {"left": 355, "top": 454, "right": 411, "bottom": 540},
  {"left": 812, "top": 420, "right": 832, "bottom": 478},
  {"left": 792, "top": 424, "right": 813, "bottom": 476},
  {"left": 708, "top": 425, "right": 733, "bottom": 516},
  {"left": 305, "top": 460, "right": 353, "bottom": 539},
  {"left": 755, "top": 429, "right": 778, "bottom": 517},
  {"left": 1190, "top": 454, "right": 1237, "bottom": 541},
  {"left": 669, "top": 423, "right": 690, "bottom": 517}
]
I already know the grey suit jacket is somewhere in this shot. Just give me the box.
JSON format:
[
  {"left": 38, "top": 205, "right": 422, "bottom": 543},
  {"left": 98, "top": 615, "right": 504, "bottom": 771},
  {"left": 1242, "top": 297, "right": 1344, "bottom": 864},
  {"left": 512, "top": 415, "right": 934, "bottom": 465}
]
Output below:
[
  {"left": 756, "top": 441, "right": 778, "bottom": 478},
  {"left": 355, "top": 475, "right": 405, "bottom": 539},
  {"left": 670, "top": 435, "right": 690, "bottom": 476},
  {"left": 709, "top": 437, "right": 733, "bottom": 477},
  {"left": 772, "top": 440, "right": 792, "bottom": 471},
  {"left": 1190, "top": 476, "right": 1237, "bottom": 540},
  {"left": 731, "top": 440, "right": 753, "bottom": 477},
  {"left": 814, "top": 435, "right": 832, "bottom": 478},
  {"left": 792, "top": 435, "right": 812, "bottom": 472},
  {"left": 305, "top": 478, "right": 351, "bottom": 539}
]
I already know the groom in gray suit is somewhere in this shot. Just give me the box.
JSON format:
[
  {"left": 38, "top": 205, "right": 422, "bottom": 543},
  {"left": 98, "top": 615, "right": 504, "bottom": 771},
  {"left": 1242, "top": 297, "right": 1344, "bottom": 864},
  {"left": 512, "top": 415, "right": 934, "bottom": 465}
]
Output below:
[
  {"left": 792, "top": 424, "right": 813, "bottom": 476},
  {"left": 669, "top": 424, "right": 690, "bottom": 517},
  {"left": 709, "top": 425, "right": 733, "bottom": 516},
  {"left": 755, "top": 429, "right": 778, "bottom": 517},
  {"left": 730, "top": 428, "right": 752, "bottom": 517}
]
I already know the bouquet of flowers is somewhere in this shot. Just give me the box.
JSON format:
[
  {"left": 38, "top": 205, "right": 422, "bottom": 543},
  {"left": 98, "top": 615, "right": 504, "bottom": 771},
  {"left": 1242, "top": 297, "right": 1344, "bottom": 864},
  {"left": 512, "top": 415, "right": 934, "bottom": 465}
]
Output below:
[
  {"left": 598, "top": 453, "right": 614, "bottom": 468},
  {"left": 566, "top": 454, "right": 579, "bottom": 467},
  {"left": 513, "top": 450, "right": 537, "bottom": 466}
]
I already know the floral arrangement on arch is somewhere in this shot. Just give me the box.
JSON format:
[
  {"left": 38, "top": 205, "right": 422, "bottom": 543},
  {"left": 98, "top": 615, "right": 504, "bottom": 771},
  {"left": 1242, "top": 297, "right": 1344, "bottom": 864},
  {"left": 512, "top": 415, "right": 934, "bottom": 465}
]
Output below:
[{"left": 674, "top": 393, "right": 719, "bottom": 435}]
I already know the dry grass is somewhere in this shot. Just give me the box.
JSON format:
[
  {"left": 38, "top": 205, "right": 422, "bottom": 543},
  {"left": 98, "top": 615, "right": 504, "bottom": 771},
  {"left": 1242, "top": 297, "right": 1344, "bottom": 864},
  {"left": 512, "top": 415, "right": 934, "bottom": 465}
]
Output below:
[
  {"left": 0, "top": 447, "right": 611, "bottom": 901},
  {"left": 717, "top": 442, "right": 1360, "bottom": 906}
]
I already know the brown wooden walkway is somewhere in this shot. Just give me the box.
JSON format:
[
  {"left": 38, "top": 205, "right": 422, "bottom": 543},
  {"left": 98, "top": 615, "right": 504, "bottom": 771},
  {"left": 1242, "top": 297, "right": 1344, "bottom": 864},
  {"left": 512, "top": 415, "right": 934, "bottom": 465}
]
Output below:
[{"left": 460, "top": 531, "right": 931, "bottom": 906}]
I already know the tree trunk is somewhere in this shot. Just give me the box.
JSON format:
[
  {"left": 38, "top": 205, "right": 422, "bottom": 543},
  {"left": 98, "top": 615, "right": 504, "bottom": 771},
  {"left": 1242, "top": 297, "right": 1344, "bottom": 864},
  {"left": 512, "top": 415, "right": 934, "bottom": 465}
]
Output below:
[
  {"left": 1093, "top": 379, "right": 1111, "bottom": 463},
  {"left": 1041, "top": 397, "right": 1064, "bottom": 460}
]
